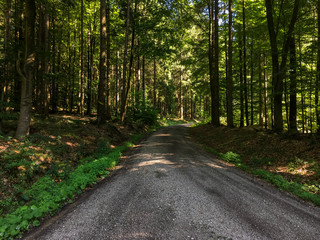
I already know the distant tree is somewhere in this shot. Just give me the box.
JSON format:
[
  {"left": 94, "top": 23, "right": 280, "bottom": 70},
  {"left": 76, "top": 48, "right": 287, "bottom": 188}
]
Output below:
[
  {"left": 227, "top": 0, "right": 233, "bottom": 127},
  {"left": 98, "top": 0, "right": 108, "bottom": 124}
]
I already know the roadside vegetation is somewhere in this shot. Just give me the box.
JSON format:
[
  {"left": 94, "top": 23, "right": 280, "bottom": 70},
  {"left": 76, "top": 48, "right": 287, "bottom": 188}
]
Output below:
[
  {"left": 0, "top": 111, "right": 186, "bottom": 239},
  {"left": 190, "top": 123, "right": 320, "bottom": 207}
]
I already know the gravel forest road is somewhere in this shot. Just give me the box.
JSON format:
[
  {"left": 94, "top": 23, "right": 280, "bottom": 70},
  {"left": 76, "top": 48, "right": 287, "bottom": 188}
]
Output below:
[{"left": 24, "top": 125, "right": 320, "bottom": 240}]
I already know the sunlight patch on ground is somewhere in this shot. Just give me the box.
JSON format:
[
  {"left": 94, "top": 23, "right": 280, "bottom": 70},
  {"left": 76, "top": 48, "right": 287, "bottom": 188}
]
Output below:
[
  {"left": 137, "top": 159, "right": 176, "bottom": 167},
  {"left": 207, "top": 162, "right": 226, "bottom": 169},
  {"left": 275, "top": 166, "right": 314, "bottom": 177},
  {"left": 154, "top": 133, "right": 172, "bottom": 137}
]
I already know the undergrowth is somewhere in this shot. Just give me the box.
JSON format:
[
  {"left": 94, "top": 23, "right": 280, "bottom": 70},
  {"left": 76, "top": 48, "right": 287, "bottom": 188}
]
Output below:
[
  {"left": 0, "top": 134, "right": 142, "bottom": 240},
  {"left": 0, "top": 116, "right": 187, "bottom": 239},
  {"left": 204, "top": 146, "right": 320, "bottom": 207}
]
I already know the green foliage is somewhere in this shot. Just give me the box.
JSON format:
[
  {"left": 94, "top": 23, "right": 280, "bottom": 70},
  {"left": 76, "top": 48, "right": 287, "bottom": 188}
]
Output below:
[
  {"left": 0, "top": 135, "right": 142, "bottom": 239},
  {"left": 191, "top": 118, "right": 211, "bottom": 128},
  {"left": 221, "top": 152, "right": 242, "bottom": 164},
  {"left": 205, "top": 146, "right": 320, "bottom": 208},
  {"left": 127, "top": 107, "right": 159, "bottom": 127},
  {"left": 288, "top": 157, "right": 307, "bottom": 172}
]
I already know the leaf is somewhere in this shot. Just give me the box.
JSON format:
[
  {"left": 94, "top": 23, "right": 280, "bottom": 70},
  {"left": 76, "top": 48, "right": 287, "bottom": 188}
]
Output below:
[{"left": 33, "top": 220, "right": 40, "bottom": 227}]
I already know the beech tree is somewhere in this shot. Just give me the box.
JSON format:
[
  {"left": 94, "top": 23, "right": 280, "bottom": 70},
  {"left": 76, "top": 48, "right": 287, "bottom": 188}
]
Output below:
[{"left": 15, "top": 0, "right": 36, "bottom": 137}]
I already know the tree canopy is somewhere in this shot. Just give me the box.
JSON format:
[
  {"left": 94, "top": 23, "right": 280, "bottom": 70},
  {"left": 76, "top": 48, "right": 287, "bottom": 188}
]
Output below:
[{"left": 0, "top": 0, "right": 320, "bottom": 135}]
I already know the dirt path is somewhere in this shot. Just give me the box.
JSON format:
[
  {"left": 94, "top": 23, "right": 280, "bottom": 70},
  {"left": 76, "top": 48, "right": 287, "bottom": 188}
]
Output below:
[{"left": 24, "top": 125, "right": 320, "bottom": 240}]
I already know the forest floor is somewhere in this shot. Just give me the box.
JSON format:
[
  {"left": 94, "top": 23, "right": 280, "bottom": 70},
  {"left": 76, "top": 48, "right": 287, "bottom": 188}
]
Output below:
[
  {"left": 0, "top": 114, "right": 184, "bottom": 217},
  {"left": 189, "top": 124, "right": 320, "bottom": 198}
]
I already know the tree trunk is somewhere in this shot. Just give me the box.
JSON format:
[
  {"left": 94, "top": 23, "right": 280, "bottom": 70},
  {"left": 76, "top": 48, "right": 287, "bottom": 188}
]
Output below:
[
  {"left": 264, "top": 54, "right": 269, "bottom": 129},
  {"left": 212, "top": 0, "right": 220, "bottom": 126},
  {"left": 52, "top": 10, "right": 58, "bottom": 113},
  {"left": 106, "top": 0, "right": 111, "bottom": 119},
  {"left": 250, "top": 42, "right": 254, "bottom": 125},
  {"left": 289, "top": 35, "right": 297, "bottom": 131},
  {"left": 226, "top": 0, "right": 233, "bottom": 127},
  {"left": 1, "top": 0, "right": 13, "bottom": 131},
  {"left": 208, "top": 0, "right": 214, "bottom": 123},
  {"left": 258, "top": 52, "right": 264, "bottom": 127},
  {"left": 39, "top": 3, "right": 49, "bottom": 117},
  {"left": 87, "top": 3, "right": 97, "bottom": 116},
  {"left": 180, "top": 68, "right": 184, "bottom": 120},
  {"left": 98, "top": 0, "right": 107, "bottom": 124},
  {"left": 142, "top": 55, "right": 145, "bottom": 107},
  {"left": 239, "top": 40, "right": 244, "bottom": 127},
  {"left": 16, "top": 0, "right": 36, "bottom": 137},
  {"left": 120, "top": 0, "right": 132, "bottom": 122},
  {"left": 316, "top": 0, "right": 320, "bottom": 133},
  {"left": 265, "top": 0, "right": 300, "bottom": 131},
  {"left": 243, "top": 0, "right": 249, "bottom": 126},
  {"left": 153, "top": 58, "right": 157, "bottom": 108},
  {"left": 80, "top": 0, "right": 85, "bottom": 117}
]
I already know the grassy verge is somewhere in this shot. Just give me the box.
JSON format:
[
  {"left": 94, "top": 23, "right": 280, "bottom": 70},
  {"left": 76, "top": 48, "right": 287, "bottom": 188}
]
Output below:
[
  {"left": 0, "top": 134, "right": 143, "bottom": 239},
  {"left": 204, "top": 145, "right": 320, "bottom": 207}
]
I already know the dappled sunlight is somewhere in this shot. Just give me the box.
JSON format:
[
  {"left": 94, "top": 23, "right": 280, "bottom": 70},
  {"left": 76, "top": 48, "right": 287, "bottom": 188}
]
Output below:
[
  {"left": 136, "top": 159, "right": 176, "bottom": 167},
  {"left": 207, "top": 162, "right": 227, "bottom": 170},
  {"left": 153, "top": 133, "right": 172, "bottom": 137},
  {"left": 275, "top": 166, "right": 315, "bottom": 177}
]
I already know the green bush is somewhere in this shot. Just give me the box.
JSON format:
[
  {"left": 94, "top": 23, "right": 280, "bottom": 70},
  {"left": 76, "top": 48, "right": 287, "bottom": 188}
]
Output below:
[{"left": 127, "top": 107, "right": 159, "bottom": 126}]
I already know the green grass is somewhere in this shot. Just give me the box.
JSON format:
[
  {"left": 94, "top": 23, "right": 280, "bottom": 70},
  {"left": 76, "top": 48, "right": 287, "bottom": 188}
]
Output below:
[
  {"left": 204, "top": 146, "right": 320, "bottom": 208},
  {"left": 0, "top": 134, "right": 143, "bottom": 240}
]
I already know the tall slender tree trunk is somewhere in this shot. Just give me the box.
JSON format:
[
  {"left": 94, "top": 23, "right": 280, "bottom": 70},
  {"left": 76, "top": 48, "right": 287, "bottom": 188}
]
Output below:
[
  {"left": 13, "top": 0, "right": 23, "bottom": 111},
  {"left": 258, "top": 51, "right": 264, "bottom": 127},
  {"left": 289, "top": 35, "right": 297, "bottom": 131},
  {"left": 265, "top": 0, "right": 300, "bottom": 131},
  {"left": 39, "top": 3, "right": 49, "bottom": 117},
  {"left": 87, "top": 2, "right": 97, "bottom": 116},
  {"left": 70, "top": 20, "right": 77, "bottom": 113},
  {"left": 211, "top": 0, "right": 220, "bottom": 126},
  {"left": 142, "top": 55, "right": 145, "bottom": 107},
  {"left": 1, "top": 0, "right": 12, "bottom": 132},
  {"left": 239, "top": 40, "right": 244, "bottom": 127},
  {"left": 316, "top": 0, "right": 320, "bottom": 134},
  {"left": 120, "top": 0, "right": 132, "bottom": 122},
  {"left": 299, "top": 34, "right": 305, "bottom": 132},
  {"left": 106, "top": 0, "right": 111, "bottom": 119},
  {"left": 98, "top": 0, "right": 107, "bottom": 124},
  {"left": 243, "top": 0, "right": 249, "bottom": 126},
  {"left": 115, "top": 51, "right": 120, "bottom": 114},
  {"left": 52, "top": 10, "right": 58, "bottom": 113},
  {"left": 180, "top": 68, "right": 184, "bottom": 119},
  {"left": 153, "top": 58, "right": 157, "bottom": 107},
  {"left": 250, "top": 42, "right": 254, "bottom": 125},
  {"left": 208, "top": 0, "right": 214, "bottom": 123},
  {"left": 80, "top": 0, "right": 85, "bottom": 117},
  {"left": 264, "top": 54, "right": 269, "bottom": 129},
  {"left": 226, "top": 0, "right": 233, "bottom": 127},
  {"left": 16, "top": 0, "right": 36, "bottom": 137}
]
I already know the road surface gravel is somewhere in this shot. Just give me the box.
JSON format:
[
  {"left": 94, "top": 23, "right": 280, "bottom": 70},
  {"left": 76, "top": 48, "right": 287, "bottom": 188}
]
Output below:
[{"left": 24, "top": 125, "right": 320, "bottom": 240}]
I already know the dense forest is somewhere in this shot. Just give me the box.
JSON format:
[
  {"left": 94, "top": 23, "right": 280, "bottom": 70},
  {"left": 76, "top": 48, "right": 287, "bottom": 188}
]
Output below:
[{"left": 0, "top": 0, "right": 319, "bottom": 136}]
